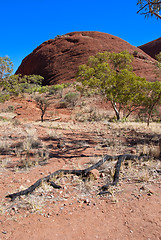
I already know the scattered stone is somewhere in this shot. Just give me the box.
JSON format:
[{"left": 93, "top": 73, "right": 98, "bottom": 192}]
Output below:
[
  {"left": 84, "top": 199, "right": 90, "bottom": 204},
  {"left": 26, "top": 179, "right": 31, "bottom": 183},
  {"left": 13, "top": 179, "right": 20, "bottom": 183},
  {"left": 60, "top": 179, "right": 66, "bottom": 185},
  {"left": 88, "top": 169, "right": 100, "bottom": 180},
  {"left": 147, "top": 189, "right": 154, "bottom": 196},
  {"left": 140, "top": 186, "right": 154, "bottom": 196},
  {"left": 130, "top": 149, "right": 136, "bottom": 154},
  {"left": 100, "top": 173, "right": 105, "bottom": 178}
]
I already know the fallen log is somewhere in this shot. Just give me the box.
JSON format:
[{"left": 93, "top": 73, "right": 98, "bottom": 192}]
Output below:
[{"left": 6, "top": 154, "right": 148, "bottom": 201}]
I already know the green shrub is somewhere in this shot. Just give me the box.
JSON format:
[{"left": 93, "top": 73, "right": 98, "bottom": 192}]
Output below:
[
  {"left": 48, "top": 84, "right": 64, "bottom": 97},
  {"left": 63, "top": 92, "right": 79, "bottom": 107},
  {"left": 0, "top": 94, "right": 10, "bottom": 103}
]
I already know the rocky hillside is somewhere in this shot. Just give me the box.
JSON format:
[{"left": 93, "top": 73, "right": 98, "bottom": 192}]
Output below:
[
  {"left": 16, "top": 31, "right": 159, "bottom": 85},
  {"left": 138, "top": 37, "right": 161, "bottom": 59}
]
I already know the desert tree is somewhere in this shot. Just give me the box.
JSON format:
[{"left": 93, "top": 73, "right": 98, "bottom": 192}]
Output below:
[
  {"left": 0, "top": 56, "right": 13, "bottom": 81},
  {"left": 137, "top": 0, "right": 161, "bottom": 19},
  {"left": 34, "top": 96, "right": 50, "bottom": 122},
  {"left": 141, "top": 81, "right": 161, "bottom": 126},
  {"left": 0, "top": 56, "right": 13, "bottom": 102},
  {"left": 0, "top": 74, "right": 45, "bottom": 96},
  {"left": 76, "top": 51, "right": 146, "bottom": 121}
]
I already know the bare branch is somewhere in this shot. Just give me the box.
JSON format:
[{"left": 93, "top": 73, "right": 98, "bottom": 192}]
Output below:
[{"left": 137, "top": 3, "right": 149, "bottom": 13}]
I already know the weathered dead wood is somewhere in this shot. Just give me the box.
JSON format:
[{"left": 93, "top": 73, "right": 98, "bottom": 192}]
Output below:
[
  {"left": 6, "top": 154, "right": 148, "bottom": 201},
  {"left": 159, "top": 138, "right": 161, "bottom": 158}
]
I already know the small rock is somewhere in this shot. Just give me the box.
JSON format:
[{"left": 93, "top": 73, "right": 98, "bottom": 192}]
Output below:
[
  {"left": 84, "top": 199, "right": 90, "bottom": 204},
  {"left": 60, "top": 179, "right": 66, "bottom": 185},
  {"left": 147, "top": 189, "right": 154, "bottom": 196},
  {"left": 13, "top": 179, "right": 20, "bottom": 183},
  {"left": 130, "top": 149, "right": 136, "bottom": 154},
  {"left": 100, "top": 173, "right": 105, "bottom": 178},
  {"left": 140, "top": 186, "right": 146, "bottom": 191},
  {"left": 88, "top": 169, "right": 100, "bottom": 180}
]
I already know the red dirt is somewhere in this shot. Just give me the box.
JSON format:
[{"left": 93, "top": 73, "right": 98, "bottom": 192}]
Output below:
[{"left": 0, "top": 97, "right": 161, "bottom": 240}]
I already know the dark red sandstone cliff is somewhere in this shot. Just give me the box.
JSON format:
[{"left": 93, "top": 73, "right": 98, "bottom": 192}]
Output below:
[
  {"left": 138, "top": 37, "right": 161, "bottom": 59},
  {"left": 16, "top": 31, "right": 159, "bottom": 85}
]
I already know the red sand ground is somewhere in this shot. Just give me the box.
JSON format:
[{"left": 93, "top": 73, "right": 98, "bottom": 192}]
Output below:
[{"left": 0, "top": 97, "right": 161, "bottom": 240}]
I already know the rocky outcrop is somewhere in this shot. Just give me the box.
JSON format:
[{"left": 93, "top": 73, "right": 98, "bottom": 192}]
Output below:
[
  {"left": 138, "top": 37, "right": 161, "bottom": 59},
  {"left": 16, "top": 31, "right": 159, "bottom": 85}
]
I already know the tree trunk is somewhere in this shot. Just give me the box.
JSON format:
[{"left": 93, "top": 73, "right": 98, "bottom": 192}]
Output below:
[
  {"left": 111, "top": 101, "right": 120, "bottom": 121},
  {"left": 41, "top": 112, "right": 44, "bottom": 122},
  {"left": 147, "top": 91, "right": 161, "bottom": 126}
]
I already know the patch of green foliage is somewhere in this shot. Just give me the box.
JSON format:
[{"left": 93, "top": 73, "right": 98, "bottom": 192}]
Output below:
[
  {"left": 63, "top": 92, "right": 79, "bottom": 107},
  {"left": 48, "top": 84, "right": 65, "bottom": 96},
  {"left": 76, "top": 51, "right": 161, "bottom": 125}
]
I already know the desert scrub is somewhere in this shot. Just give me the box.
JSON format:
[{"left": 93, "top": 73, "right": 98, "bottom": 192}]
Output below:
[
  {"left": 13, "top": 135, "right": 49, "bottom": 169},
  {"left": 1, "top": 105, "right": 15, "bottom": 112},
  {"left": 63, "top": 92, "right": 79, "bottom": 108},
  {"left": 140, "top": 143, "right": 161, "bottom": 159},
  {"left": 46, "top": 128, "right": 62, "bottom": 140},
  {"left": 34, "top": 95, "right": 50, "bottom": 122},
  {"left": 75, "top": 106, "right": 109, "bottom": 122},
  {"left": 48, "top": 84, "right": 65, "bottom": 97},
  {"left": 0, "top": 158, "right": 9, "bottom": 168},
  {"left": 110, "top": 122, "right": 161, "bottom": 135}
]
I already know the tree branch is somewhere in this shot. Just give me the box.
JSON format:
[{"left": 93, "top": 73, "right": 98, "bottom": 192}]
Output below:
[
  {"left": 137, "top": 0, "right": 161, "bottom": 19},
  {"left": 6, "top": 154, "right": 149, "bottom": 201}
]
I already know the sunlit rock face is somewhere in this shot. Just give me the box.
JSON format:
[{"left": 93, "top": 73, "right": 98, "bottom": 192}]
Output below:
[{"left": 16, "top": 31, "right": 158, "bottom": 85}]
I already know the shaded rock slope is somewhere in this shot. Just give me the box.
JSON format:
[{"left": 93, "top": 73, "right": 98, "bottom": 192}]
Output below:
[
  {"left": 138, "top": 37, "right": 161, "bottom": 60},
  {"left": 16, "top": 31, "right": 159, "bottom": 85}
]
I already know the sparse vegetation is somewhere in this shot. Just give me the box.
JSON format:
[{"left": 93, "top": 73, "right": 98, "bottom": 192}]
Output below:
[
  {"left": 63, "top": 92, "right": 79, "bottom": 108},
  {"left": 76, "top": 51, "right": 161, "bottom": 125},
  {"left": 48, "top": 84, "right": 65, "bottom": 97},
  {"left": 0, "top": 56, "right": 13, "bottom": 80},
  {"left": 0, "top": 52, "right": 160, "bottom": 239},
  {"left": 34, "top": 95, "right": 50, "bottom": 122}
]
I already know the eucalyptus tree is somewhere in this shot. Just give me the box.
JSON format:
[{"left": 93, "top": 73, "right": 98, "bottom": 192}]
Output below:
[
  {"left": 137, "top": 0, "right": 161, "bottom": 19},
  {"left": 0, "top": 56, "right": 13, "bottom": 80},
  {"left": 76, "top": 51, "right": 147, "bottom": 121}
]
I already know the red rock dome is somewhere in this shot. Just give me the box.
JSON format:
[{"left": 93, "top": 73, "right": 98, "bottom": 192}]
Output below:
[{"left": 16, "top": 31, "right": 159, "bottom": 85}]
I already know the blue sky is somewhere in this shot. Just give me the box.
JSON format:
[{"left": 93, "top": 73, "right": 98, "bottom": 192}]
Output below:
[{"left": 1, "top": 0, "right": 161, "bottom": 73}]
